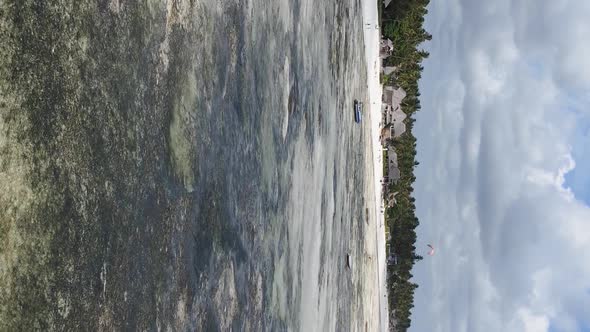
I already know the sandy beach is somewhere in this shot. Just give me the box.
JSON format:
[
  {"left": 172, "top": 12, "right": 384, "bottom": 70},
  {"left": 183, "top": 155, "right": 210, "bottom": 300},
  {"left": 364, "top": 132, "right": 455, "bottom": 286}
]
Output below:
[{"left": 361, "top": 0, "right": 389, "bottom": 331}]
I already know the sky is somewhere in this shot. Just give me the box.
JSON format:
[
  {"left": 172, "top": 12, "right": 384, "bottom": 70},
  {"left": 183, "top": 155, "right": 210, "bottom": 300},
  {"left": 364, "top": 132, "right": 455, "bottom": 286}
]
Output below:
[{"left": 411, "top": 0, "right": 590, "bottom": 331}]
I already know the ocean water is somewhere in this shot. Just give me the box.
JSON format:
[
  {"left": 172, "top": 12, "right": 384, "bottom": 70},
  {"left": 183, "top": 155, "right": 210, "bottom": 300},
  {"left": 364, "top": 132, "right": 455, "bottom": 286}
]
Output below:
[{"left": 0, "top": 0, "right": 375, "bottom": 330}]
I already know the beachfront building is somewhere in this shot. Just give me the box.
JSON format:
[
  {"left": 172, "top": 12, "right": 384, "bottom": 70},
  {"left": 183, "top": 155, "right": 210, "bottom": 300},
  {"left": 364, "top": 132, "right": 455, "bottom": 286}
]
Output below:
[
  {"left": 381, "top": 147, "right": 401, "bottom": 186},
  {"left": 392, "top": 120, "right": 406, "bottom": 139},
  {"left": 380, "top": 38, "right": 393, "bottom": 59},
  {"left": 388, "top": 150, "right": 398, "bottom": 171},
  {"left": 383, "top": 104, "right": 407, "bottom": 127},
  {"left": 381, "top": 66, "right": 397, "bottom": 76},
  {"left": 390, "top": 107, "right": 407, "bottom": 138},
  {"left": 384, "top": 0, "right": 393, "bottom": 8},
  {"left": 379, "top": 84, "right": 407, "bottom": 184},
  {"left": 382, "top": 104, "right": 393, "bottom": 124},
  {"left": 386, "top": 166, "right": 400, "bottom": 186},
  {"left": 379, "top": 119, "right": 406, "bottom": 146},
  {"left": 380, "top": 126, "right": 392, "bottom": 145},
  {"left": 385, "top": 150, "right": 401, "bottom": 185},
  {"left": 381, "top": 84, "right": 407, "bottom": 142},
  {"left": 382, "top": 85, "right": 406, "bottom": 107}
]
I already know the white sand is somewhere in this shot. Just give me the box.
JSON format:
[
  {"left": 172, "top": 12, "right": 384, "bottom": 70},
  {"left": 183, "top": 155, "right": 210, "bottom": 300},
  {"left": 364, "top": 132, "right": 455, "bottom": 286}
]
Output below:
[{"left": 361, "top": 0, "right": 389, "bottom": 331}]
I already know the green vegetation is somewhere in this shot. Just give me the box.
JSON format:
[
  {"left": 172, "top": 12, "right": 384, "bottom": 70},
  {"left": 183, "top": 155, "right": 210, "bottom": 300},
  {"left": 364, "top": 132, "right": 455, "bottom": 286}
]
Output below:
[{"left": 380, "top": 0, "right": 431, "bottom": 331}]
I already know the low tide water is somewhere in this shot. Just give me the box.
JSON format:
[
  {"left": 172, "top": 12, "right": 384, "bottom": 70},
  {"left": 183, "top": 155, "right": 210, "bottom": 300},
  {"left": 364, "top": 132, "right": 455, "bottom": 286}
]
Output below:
[{"left": 0, "top": 0, "right": 376, "bottom": 330}]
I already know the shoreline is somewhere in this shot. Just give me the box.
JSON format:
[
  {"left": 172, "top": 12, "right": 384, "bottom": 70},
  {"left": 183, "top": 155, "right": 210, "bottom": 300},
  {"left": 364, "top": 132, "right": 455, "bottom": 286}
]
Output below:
[{"left": 361, "top": 0, "right": 388, "bottom": 331}]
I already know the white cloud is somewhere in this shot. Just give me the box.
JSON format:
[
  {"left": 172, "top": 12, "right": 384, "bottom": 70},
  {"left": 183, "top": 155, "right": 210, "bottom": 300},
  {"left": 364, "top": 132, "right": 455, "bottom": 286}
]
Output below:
[
  {"left": 410, "top": 0, "right": 590, "bottom": 331},
  {"left": 517, "top": 308, "right": 550, "bottom": 332}
]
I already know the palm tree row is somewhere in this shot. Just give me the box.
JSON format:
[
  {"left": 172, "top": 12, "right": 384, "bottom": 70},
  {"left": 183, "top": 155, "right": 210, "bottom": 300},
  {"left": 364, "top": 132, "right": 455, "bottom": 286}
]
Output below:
[{"left": 380, "top": 0, "right": 431, "bottom": 331}]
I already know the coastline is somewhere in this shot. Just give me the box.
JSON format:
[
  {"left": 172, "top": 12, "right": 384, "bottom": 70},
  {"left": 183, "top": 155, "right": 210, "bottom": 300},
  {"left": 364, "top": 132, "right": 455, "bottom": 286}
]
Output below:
[{"left": 361, "top": 0, "right": 389, "bottom": 331}]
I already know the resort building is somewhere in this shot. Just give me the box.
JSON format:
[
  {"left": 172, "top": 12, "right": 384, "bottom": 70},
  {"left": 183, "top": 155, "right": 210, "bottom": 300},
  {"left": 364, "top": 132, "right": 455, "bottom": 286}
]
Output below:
[
  {"left": 381, "top": 148, "right": 401, "bottom": 186},
  {"left": 382, "top": 85, "right": 406, "bottom": 107}
]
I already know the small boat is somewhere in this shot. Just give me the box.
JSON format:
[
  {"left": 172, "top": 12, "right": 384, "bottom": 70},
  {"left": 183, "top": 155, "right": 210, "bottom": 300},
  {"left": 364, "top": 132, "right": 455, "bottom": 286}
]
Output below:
[
  {"left": 346, "top": 254, "right": 352, "bottom": 269},
  {"left": 354, "top": 100, "right": 363, "bottom": 123}
]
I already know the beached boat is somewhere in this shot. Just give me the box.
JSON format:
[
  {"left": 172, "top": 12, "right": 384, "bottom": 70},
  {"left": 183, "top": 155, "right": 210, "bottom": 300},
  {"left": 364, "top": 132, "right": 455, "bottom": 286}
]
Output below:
[{"left": 354, "top": 100, "right": 363, "bottom": 123}]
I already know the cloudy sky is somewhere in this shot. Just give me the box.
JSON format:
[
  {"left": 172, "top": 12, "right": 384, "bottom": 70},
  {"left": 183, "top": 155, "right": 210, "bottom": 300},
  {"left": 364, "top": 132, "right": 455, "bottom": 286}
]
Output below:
[{"left": 412, "top": 0, "right": 590, "bottom": 331}]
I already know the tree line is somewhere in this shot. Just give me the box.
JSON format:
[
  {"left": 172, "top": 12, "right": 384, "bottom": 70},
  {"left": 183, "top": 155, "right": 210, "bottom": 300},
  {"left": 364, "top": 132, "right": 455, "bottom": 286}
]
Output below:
[{"left": 380, "top": 0, "right": 431, "bottom": 331}]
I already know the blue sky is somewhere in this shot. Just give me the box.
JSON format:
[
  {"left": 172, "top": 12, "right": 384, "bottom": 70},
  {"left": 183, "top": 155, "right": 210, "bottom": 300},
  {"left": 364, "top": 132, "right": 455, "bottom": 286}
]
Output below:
[
  {"left": 565, "top": 125, "right": 590, "bottom": 205},
  {"left": 410, "top": 0, "right": 590, "bottom": 331},
  {"left": 550, "top": 325, "right": 590, "bottom": 332}
]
